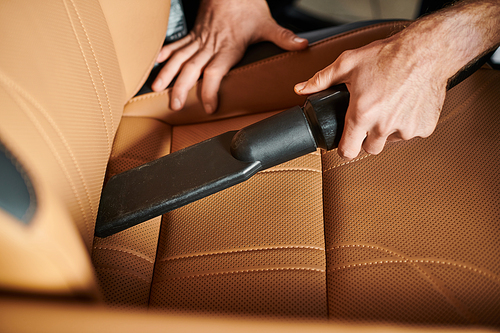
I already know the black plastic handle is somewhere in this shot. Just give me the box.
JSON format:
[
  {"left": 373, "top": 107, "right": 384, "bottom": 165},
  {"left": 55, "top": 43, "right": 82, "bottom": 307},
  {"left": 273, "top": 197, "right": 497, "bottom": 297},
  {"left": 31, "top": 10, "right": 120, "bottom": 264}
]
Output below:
[{"left": 230, "top": 84, "right": 350, "bottom": 168}]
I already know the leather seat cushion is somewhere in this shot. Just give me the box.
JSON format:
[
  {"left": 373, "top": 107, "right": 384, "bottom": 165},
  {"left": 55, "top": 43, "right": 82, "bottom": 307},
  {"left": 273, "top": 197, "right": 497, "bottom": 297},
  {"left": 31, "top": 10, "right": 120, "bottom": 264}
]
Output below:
[
  {"left": 149, "top": 113, "right": 327, "bottom": 319},
  {"left": 93, "top": 112, "right": 327, "bottom": 318},
  {"left": 323, "top": 69, "right": 500, "bottom": 326}
]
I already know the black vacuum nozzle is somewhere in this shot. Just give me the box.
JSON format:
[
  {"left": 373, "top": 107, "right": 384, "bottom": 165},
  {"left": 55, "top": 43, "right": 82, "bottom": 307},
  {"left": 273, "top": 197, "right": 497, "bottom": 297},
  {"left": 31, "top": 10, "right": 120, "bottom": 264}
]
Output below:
[{"left": 95, "top": 85, "right": 350, "bottom": 237}]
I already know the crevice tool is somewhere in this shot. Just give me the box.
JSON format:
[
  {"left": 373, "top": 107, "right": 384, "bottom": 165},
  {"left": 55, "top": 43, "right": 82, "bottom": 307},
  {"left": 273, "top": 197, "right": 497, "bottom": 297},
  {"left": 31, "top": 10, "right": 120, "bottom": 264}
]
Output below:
[{"left": 95, "top": 85, "right": 349, "bottom": 237}]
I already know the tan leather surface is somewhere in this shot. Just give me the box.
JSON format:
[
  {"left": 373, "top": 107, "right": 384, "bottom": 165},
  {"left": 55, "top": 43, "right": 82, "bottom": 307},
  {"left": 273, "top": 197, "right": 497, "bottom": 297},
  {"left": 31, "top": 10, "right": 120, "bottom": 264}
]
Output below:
[
  {"left": 99, "top": 0, "right": 170, "bottom": 100},
  {"left": 0, "top": 0, "right": 125, "bottom": 251},
  {"left": 4, "top": 299, "right": 497, "bottom": 333},
  {"left": 0, "top": 0, "right": 124, "bottom": 295},
  {"left": 123, "top": 21, "right": 409, "bottom": 126},
  {"left": 92, "top": 117, "right": 171, "bottom": 309},
  {"left": 148, "top": 113, "right": 325, "bottom": 318},
  {"left": 322, "top": 68, "right": 500, "bottom": 326},
  {"left": 94, "top": 21, "right": 500, "bottom": 325},
  {"left": 2, "top": 1, "right": 500, "bottom": 328},
  {"left": 0, "top": 164, "right": 96, "bottom": 296}
]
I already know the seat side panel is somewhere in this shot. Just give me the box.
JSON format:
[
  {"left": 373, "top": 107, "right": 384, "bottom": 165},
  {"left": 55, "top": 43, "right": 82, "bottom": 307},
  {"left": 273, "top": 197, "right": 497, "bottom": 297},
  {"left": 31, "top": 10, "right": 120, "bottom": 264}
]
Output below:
[{"left": 92, "top": 116, "right": 171, "bottom": 309}]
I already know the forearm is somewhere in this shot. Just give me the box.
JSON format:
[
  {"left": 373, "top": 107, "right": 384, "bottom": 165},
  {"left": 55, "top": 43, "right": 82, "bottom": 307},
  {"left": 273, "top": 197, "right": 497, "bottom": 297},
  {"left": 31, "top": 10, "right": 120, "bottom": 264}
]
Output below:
[{"left": 398, "top": 0, "right": 500, "bottom": 84}]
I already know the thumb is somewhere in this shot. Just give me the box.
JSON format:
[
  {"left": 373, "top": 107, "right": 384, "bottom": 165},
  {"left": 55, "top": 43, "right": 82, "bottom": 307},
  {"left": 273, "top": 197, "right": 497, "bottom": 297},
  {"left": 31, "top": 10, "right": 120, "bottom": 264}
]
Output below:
[
  {"left": 263, "top": 21, "right": 308, "bottom": 51},
  {"left": 294, "top": 61, "right": 345, "bottom": 95}
]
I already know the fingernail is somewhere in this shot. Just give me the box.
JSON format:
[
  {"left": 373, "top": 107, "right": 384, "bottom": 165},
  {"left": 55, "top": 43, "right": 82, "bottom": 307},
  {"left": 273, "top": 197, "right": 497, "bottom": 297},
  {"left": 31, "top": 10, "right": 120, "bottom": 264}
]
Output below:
[
  {"left": 294, "top": 37, "right": 307, "bottom": 43},
  {"left": 171, "top": 98, "right": 181, "bottom": 110},
  {"left": 204, "top": 103, "right": 214, "bottom": 114},
  {"left": 295, "top": 82, "right": 307, "bottom": 92}
]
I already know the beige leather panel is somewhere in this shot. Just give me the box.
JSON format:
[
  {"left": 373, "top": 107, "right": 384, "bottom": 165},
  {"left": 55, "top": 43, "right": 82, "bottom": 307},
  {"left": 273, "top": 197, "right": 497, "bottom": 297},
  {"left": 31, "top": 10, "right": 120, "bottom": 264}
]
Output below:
[
  {"left": 92, "top": 117, "right": 171, "bottom": 309},
  {"left": 123, "top": 21, "right": 409, "bottom": 126},
  {"left": 0, "top": 155, "right": 96, "bottom": 296},
  {"left": 99, "top": 0, "right": 170, "bottom": 100},
  {"left": 4, "top": 300, "right": 498, "bottom": 333},
  {"left": 323, "top": 69, "right": 500, "bottom": 326},
  {"left": 0, "top": 0, "right": 125, "bottom": 251},
  {"left": 149, "top": 113, "right": 326, "bottom": 319}
]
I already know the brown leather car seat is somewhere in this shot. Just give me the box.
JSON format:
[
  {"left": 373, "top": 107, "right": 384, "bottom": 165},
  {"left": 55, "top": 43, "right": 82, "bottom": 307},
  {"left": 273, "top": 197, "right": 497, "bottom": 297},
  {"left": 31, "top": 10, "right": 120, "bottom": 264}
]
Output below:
[{"left": 0, "top": 0, "right": 499, "bottom": 331}]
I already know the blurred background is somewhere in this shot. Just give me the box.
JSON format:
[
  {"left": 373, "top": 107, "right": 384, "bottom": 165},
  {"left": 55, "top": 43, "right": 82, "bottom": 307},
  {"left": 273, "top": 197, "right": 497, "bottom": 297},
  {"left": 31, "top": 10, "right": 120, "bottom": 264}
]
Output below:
[{"left": 295, "top": 0, "right": 419, "bottom": 24}]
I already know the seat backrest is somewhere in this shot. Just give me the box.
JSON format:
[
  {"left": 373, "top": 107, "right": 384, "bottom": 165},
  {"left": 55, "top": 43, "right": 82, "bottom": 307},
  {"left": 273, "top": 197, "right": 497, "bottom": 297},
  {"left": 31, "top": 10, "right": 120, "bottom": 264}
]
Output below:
[{"left": 0, "top": 0, "right": 168, "bottom": 296}]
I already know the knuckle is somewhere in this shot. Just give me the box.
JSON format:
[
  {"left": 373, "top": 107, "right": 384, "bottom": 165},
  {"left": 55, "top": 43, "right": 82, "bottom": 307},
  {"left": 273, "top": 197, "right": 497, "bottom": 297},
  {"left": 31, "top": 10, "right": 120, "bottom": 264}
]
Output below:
[
  {"left": 279, "top": 27, "right": 294, "bottom": 39},
  {"left": 337, "top": 50, "right": 350, "bottom": 61},
  {"left": 373, "top": 124, "right": 393, "bottom": 138},
  {"left": 311, "top": 72, "right": 323, "bottom": 85},
  {"left": 364, "top": 145, "right": 383, "bottom": 156},
  {"left": 418, "top": 127, "right": 435, "bottom": 139},
  {"left": 336, "top": 50, "right": 354, "bottom": 68},
  {"left": 203, "top": 66, "right": 222, "bottom": 78},
  {"left": 350, "top": 111, "right": 370, "bottom": 126},
  {"left": 183, "top": 61, "right": 199, "bottom": 72},
  {"left": 399, "top": 129, "right": 415, "bottom": 141},
  {"left": 338, "top": 147, "right": 357, "bottom": 160}
]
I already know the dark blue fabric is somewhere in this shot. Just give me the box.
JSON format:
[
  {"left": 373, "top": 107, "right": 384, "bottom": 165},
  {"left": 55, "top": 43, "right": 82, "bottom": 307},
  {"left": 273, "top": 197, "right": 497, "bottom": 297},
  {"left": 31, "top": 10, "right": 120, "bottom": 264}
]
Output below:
[{"left": 0, "top": 143, "right": 35, "bottom": 225}]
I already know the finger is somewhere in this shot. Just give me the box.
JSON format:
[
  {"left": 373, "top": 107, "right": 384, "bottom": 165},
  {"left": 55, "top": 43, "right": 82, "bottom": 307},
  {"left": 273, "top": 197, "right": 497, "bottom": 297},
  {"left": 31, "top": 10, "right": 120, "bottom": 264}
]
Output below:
[
  {"left": 170, "top": 49, "right": 214, "bottom": 111},
  {"left": 294, "top": 53, "right": 351, "bottom": 95},
  {"left": 152, "top": 41, "right": 200, "bottom": 92},
  {"left": 201, "top": 50, "right": 243, "bottom": 114},
  {"left": 362, "top": 132, "right": 387, "bottom": 155},
  {"left": 156, "top": 34, "right": 194, "bottom": 63},
  {"left": 262, "top": 21, "right": 308, "bottom": 51},
  {"left": 387, "top": 131, "right": 403, "bottom": 142},
  {"left": 337, "top": 112, "right": 368, "bottom": 160}
]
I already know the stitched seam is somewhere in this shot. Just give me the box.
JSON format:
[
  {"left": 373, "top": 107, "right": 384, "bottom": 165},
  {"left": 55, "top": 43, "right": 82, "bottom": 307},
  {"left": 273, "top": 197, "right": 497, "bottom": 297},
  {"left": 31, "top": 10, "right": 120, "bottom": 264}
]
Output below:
[
  {"left": 95, "top": 266, "right": 150, "bottom": 283},
  {"left": 259, "top": 167, "right": 321, "bottom": 174},
  {"left": 0, "top": 71, "right": 91, "bottom": 239},
  {"left": 438, "top": 72, "right": 500, "bottom": 125},
  {"left": 328, "top": 257, "right": 500, "bottom": 285},
  {"left": 328, "top": 244, "right": 500, "bottom": 282},
  {"left": 155, "top": 267, "right": 325, "bottom": 281},
  {"left": 65, "top": 0, "right": 113, "bottom": 152},
  {"left": 109, "top": 155, "right": 156, "bottom": 163},
  {"left": 328, "top": 256, "right": 498, "bottom": 322},
  {"left": 126, "top": 21, "right": 406, "bottom": 106},
  {"left": 93, "top": 246, "right": 154, "bottom": 264},
  {"left": 227, "top": 22, "right": 406, "bottom": 76},
  {"left": 159, "top": 245, "right": 325, "bottom": 262},
  {"left": 323, "top": 154, "right": 372, "bottom": 173},
  {"left": 327, "top": 244, "right": 495, "bottom": 322}
]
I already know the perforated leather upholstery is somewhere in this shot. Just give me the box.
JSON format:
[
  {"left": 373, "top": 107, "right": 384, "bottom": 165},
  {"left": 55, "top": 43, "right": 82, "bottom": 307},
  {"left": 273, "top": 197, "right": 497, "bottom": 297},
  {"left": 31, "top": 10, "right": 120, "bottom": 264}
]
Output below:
[
  {"left": 1, "top": 0, "right": 500, "bottom": 330},
  {"left": 323, "top": 69, "right": 500, "bottom": 326},
  {"left": 0, "top": 0, "right": 126, "bottom": 295},
  {"left": 92, "top": 21, "right": 500, "bottom": 326}
]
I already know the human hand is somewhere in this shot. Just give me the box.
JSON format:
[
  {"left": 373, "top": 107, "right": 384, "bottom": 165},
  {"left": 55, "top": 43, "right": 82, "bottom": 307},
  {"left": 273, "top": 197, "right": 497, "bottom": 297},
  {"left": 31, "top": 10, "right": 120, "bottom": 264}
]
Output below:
[
  {"left": 294, "top": 31, "right": 449, "bottom": 160},
  {"left": 295, "top": 1, "right": 500, "bottom": 160},
  {"left": 152, "top": 0, "right": 308, "bottom": 114}
]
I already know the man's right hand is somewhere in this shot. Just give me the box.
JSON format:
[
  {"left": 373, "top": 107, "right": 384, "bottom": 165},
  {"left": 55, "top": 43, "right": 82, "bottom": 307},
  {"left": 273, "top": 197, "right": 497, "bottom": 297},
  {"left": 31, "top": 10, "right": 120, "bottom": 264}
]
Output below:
[{"left": 295, "top": 0, "right": 500, "bottom": 160}]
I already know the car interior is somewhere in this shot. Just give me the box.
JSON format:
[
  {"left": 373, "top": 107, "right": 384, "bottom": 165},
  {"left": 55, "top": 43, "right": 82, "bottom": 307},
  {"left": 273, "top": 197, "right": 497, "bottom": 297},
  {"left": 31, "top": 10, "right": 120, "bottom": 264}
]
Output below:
[{"left": 0, "top": 0, "right": 499, "bottom": 332}]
